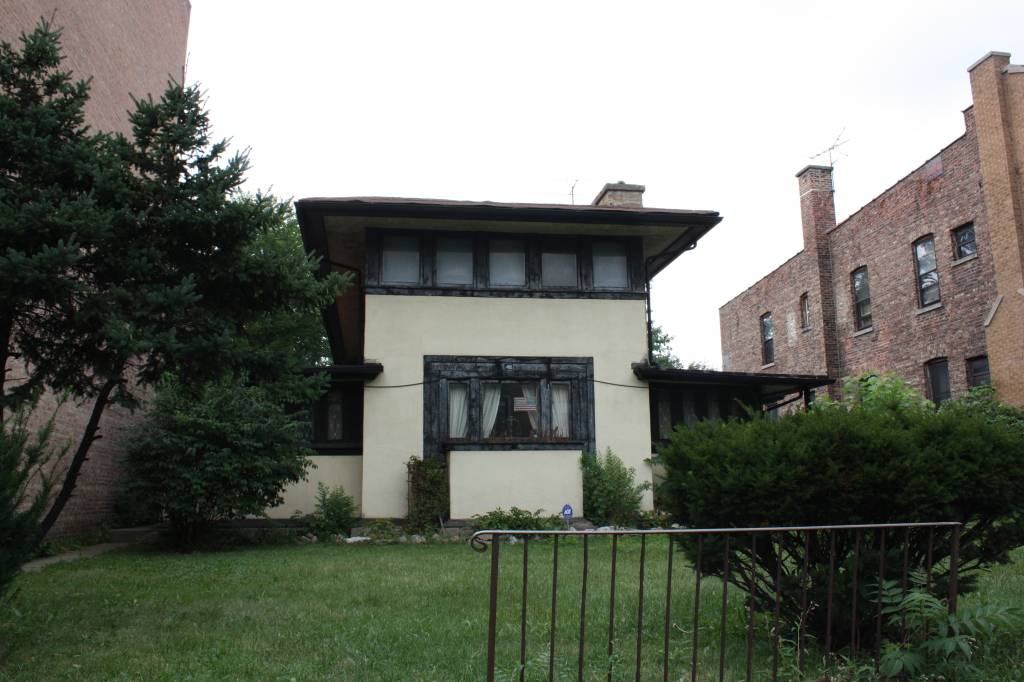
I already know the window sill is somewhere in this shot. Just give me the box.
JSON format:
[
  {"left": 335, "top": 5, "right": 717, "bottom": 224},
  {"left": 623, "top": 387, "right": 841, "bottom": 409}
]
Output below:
[
  {"left": 306, "top": 443, "right": 363, "bottom": 456},
  {"left": 801, "top": 326, "right": 812, "bottom": 333},
  {"left": 852, "top": 326, "right": 874, "bottom": 338},
  {"left": 916, "top": 303, "right": 943, "bottom": 315},
  {"left": 951, "top": 253, "right": 978, "bottom": 267},
  {"left": 444, "top": 441, "right": 586, "bottom": 452},
  {"left": 760, "top": 362, "right": 775, "bottom": 369}
]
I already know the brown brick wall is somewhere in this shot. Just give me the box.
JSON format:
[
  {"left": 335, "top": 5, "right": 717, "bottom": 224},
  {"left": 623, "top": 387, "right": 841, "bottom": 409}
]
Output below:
[
  {"left": 2, "top": 1, "right": 189, "bottom": 536},
  {"left": 721, "top": 98, "right": 999, "bottom": 403},
  {"left": 1, "top": 0, "right": 191, "bottom": 138}
]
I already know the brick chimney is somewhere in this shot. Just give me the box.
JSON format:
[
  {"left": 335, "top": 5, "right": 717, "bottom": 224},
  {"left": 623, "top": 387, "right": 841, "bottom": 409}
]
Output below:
[
  {"left": 592, "top": 181, "right": 645, "bottom": 207},
  {"left": 795, "top": 165, "right": 836, "bottom": 250}
]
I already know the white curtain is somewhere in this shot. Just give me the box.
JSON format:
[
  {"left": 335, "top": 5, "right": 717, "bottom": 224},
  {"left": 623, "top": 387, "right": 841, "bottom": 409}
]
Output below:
[
  {"left": 448, "top": 383, "right": 468, "bottom": 438},
  {"left": 483, "top": 384, "right": 502, "bottom": 437},
  {"left": 551, "top": 384, "right": 569, "bottom": 438},
  {"left": 520, "top": 384, "right": 539, "bottom": 431}
]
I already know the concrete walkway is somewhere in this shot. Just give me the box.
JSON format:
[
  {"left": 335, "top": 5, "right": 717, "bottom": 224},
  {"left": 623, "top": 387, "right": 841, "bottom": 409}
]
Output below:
[{"left": 21, "top": 543, "right": 132, "bottom": 572}]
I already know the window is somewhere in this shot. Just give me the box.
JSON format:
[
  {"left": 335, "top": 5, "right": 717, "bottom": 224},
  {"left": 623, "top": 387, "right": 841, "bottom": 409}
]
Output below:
[
  {"left": 651, "top": 386, "right": 754, "bottom": 439},
  {"left": 294, "top": 384, "right": 363, "bottom": 453},
  {"left": 489, "top": 238, "right": 526, "bottom": 286},
  {"left": 423, "top": 356, "right": 594, "bottom": 456},
  {"left": 436, "top": 237, "right": 474, "bottom": 285},
  {"left": 953, "top": 224, "right": 976, "bottom": 260},
  {"left": 381, "top": 234, "right": 420, "bottom": 283},
  {"left": 852, "top": 268, "right": 872, "bottom": 330},
  {"left": 593, "top": 242, "right": 628, "bottom": 288},
  {"left": 926, "top": 359, "right": 951, "bottom": 406},
  {"left": 541, "top": 241, "right": 577, "bottom": 287},
  {"left": 800, "top": 293, "right": 810, "bottom": 329},
  {"left": 967, "top": 356, "right": 990, "bottom": 387},
  {"left": 914, "top": 236, "right": 940, "bottom": 307},
  {"left": 761, "top": 313, "right": 774, "bottom": 365}
]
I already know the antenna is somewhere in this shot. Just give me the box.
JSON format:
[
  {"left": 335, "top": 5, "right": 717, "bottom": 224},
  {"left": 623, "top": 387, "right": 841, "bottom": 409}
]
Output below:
[
  {"left": 568, "top": 180, "right": 578, "bottom": 205},
  {"left": 809, "top": 128, "right": 849, "bottom": 166}
]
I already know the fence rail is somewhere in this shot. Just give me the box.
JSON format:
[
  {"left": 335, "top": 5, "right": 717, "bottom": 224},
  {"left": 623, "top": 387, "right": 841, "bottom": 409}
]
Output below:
[{"left": 470, "top": 522, "right": 962, "bottom": 682}]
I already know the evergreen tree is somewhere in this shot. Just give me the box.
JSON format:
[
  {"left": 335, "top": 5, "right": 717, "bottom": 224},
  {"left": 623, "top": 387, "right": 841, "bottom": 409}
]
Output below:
[{"left": 0, "top": 22, "right": 347, "bottom": 544}]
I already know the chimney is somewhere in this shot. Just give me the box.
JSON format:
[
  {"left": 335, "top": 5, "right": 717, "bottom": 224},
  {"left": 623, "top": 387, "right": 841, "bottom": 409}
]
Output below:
[
  {"left": 795, "top": 165, "right": 836, "bottom": 250},
  {"left": 592, "top": 181, "right": 645, "bottom": 207}
]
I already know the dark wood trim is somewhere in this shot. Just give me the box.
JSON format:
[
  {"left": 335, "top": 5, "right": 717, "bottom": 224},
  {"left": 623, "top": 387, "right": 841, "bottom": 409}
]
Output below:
[
  {"left": 363, "top": 286, "right": 647, "bottom": 300},
  {"left": 444, "top": 441, "right": 587, "bottom": 452},
  {"left": 297, "top": 363, "right": 383, "bottom": 379}
]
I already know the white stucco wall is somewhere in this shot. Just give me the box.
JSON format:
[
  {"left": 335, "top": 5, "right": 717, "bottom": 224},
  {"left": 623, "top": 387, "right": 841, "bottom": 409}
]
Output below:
[
  {"left": 449, "top": 450, "right": 583, "bottom": 519},
  {"left": 361, "top": 295, "right": 653, "bottom": 519},
  {"left": 275, "top": 456, "right": 363, "bottom": 518}
]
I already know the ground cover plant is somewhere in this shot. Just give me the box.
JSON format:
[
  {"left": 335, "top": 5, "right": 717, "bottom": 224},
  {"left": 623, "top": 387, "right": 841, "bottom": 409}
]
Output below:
[{"left": 1, "top": 540, "right": 1019, "bottom": 681}]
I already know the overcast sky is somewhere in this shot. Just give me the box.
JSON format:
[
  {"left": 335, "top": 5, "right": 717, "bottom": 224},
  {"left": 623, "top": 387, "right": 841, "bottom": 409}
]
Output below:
[{"left": 186, "top": 0, "right": 1023, "bottom": 367}]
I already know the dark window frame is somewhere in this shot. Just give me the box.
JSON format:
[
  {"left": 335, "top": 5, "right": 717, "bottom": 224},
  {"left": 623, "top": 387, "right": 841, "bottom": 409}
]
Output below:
[
  {"left": 423, "top": 356, "right": 595, "bottom": 458},
  {"left": 800, "top": 293, "right": 810, "bottom": 329},
  {"left": 967, "top": 355, "right": 990, "bottom": 387},
  {"left": 925, "top": 358, "right": 951, "bottom": 406},
  {"left": 365, "top": 228, "right": 645, "bottom": 300},
  {"left": 852, "top": 267, "right": 872, "bottom": 331},
  {"left": 952, "top": 223, "right": 977, "bottom": 260},
  {"left": 913, "top": 235, "right": 941, "bottom": 307},
  {"left": 761, "top": 313, "right": 774, "bottom": 365},
  {"left": 293, "top": 382, "right": 364, "bottom": 455},
  {"left": 649, "top": 384, "right": 757, "bottom": 442}
]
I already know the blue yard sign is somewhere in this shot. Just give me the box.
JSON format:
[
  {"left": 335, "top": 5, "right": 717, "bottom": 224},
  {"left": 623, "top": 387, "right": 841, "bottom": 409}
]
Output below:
[{"left": 562, "top": 504, "right": 573, "bottom": 519}]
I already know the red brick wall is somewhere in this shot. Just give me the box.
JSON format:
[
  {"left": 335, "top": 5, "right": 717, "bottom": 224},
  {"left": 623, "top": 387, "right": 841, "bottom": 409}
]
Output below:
[
  {"left": 1, "top": 0, "right": 191, "bottom": 138},
  {"left": 2, "top": 1, "right": 189, "bottom": 536},
  {"left": 721, "top": 106, "right": 996, "bottom": 403}
]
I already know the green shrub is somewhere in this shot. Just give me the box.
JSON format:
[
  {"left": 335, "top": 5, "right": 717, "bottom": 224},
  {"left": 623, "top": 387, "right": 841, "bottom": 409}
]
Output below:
[
  {"left": 579, "top": 448, "right": 651, "bottom": 527},
  {"left": 366, "top": 518, "right": 397, "bottom": 539},
  {"left": 658, "top": 373, "right": 1024, "bottom": 647},
  {"left": 940, "top": 384, "right": 1024, "bottom": 434},
  {"left": 294, "top": 482, "right": 358, "bottom": 537},
  {"left": 1, "top": 401, "right": 66, "bottom": 598},
  {"left": 471, "top": 507, "right": 563, "bottom": 532},
  {"left": 121, "top": 377, "right": 313, "bottom": 549},
  {"left": 406, "top": 457, "right": 449, "bottom": 535}
]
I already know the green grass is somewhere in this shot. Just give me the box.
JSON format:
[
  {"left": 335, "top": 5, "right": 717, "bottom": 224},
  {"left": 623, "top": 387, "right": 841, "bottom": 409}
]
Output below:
[{"left": 0, "top": 539, "right": 1021, "bottom": 681}]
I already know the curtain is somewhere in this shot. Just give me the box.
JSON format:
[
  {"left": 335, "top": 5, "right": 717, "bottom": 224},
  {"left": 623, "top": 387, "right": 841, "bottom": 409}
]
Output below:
[
  {"left": 551, "top": 384, "right": 569, "bottom": 438},
  {"left": 482, "top": 384, "right": 502, "bottom": 437},
  {"left": 448, "top": 383, "right": 468, "bottom": 438},
  {"left": 520, "top": 384, "right": 539, "bottom": 431}
]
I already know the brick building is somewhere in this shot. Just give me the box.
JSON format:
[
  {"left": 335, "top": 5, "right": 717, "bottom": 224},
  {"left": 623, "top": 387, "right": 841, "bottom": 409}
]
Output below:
[
  {"left": 1, "top": 0, "right": 191, "bottom": 536},
  {"left": 720, "top": 51, "right": 1024, "bottom": 407}
]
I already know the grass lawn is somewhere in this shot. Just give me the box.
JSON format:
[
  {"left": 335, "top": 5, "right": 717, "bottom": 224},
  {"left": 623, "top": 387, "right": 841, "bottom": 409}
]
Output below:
[{"left": 0, "top": 538, "right": 1021, "bottom": 681}]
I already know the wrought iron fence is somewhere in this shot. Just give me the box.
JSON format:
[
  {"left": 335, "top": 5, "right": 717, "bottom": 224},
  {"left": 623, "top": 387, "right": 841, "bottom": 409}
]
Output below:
[{"left": 470, "top": 522, "right": 961, "bottom": 682}]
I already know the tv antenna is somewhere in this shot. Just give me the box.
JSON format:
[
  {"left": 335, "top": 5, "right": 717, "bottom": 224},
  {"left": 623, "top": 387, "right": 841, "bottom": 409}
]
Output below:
[
  {"left": 568, "top": 180, "right": 579, "bottom": 205},
  {"left": 810, "top": 128, "right": 849, "bottom": 166}
]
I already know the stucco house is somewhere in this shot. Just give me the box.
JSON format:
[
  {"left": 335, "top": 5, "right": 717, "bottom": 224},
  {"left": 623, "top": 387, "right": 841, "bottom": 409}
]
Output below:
[{"left": 279, "top": 183, "right": 830, "bottom": 522}]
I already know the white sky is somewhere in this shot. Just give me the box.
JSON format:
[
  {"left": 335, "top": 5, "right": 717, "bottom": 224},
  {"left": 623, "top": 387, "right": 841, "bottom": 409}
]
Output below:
[{"left": 186, "top": 0, "right": 1024, "bottom": 367}]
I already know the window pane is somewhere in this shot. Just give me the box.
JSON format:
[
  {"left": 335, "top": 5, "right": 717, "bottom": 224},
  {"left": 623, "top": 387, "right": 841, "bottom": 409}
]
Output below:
[
  {"left": 857, "top": 300, "right": 872, "bottom": 329},
  {"left": 449, "top": 382, "right": 468, "bottom": 438},
  {"left": 928, "top": 360, "right": 951, "bottom": 405},
  {"left": 489, "top": 239, "right": 525, "bottom": 286},
  {"left": 542, "top": 247, "right": 577, "bottom": 287},
  {"left": 437, "top": 237, "right": 474, "bottom": 285},
  {"left": 969, "top": 357, "right": 990, "bottom": 386},
  {"left": 763, "top": 338, "right": 774, "bottom": 365},
  {"left": 761, "top": 314, "right": 773, "bottom": 341},
  {"left": 656, "top": 391, "right": 672, "bottom": 439},
  {"left": 853, "top": 269, "right": 870, "bottom": 303},
  {"left": 382, "top": 234, "right": 420, "bottom": 283},
  {"left": 485, "top": 383, "right": 539, "bottom": 438},
  {"left": 915, "top": 239, "right": 936, "bottom": 275},
  {"left": 593, "top": 242, "right": 628, "bottom": 288},
  {"left": 326, "top": 393, "right": 344, "bottom": 441},
  {"left": 551, "top": 383, "right": 570, "bottom": 438},
  {"left": 920, "top": 272, "right": 940, "bottom": 306},
  {"left": 956, "top": 226, "right": 976, "bottom": 258}
]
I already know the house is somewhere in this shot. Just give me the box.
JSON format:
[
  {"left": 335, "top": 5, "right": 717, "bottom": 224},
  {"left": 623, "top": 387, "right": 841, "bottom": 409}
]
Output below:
[
  {"left": 283, "top": 184, "right": 830, "bottom": 521},
  {"left": 0, "top": 0, "right": 191, "bottom": 536},
  {"left": 720, "top": 51, "right": 1024, "bottom": 408}
]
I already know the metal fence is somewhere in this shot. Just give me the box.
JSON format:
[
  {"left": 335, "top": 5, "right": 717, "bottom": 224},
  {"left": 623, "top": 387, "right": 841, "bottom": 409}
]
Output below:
[{"left": 470, "top": 522, "right": 961, "bottom": 682}]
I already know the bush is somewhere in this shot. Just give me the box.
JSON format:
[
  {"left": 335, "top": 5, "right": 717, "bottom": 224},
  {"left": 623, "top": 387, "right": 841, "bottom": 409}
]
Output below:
[
  {"left": 121, "top": 377, "right": 313, "bottom": 549},
  {"left": 471, "top": 507, "right": 563, "bottom": 532},
  {"left": 940, "top": 384, "right": 1024, "bottom": 434},
  {"left": 406, "top": 457, "right": 449, "bottom": 535},
  {"left": 366, "top": 518, "right": 398, "bottom": 539},
  {"left": 659, "top": 373, "right": 1024, "bottom": 647},
  {"left": 294, "top": 482, "right": 358, "bottom": 537},
  {"left": 1, "top": 402, "right": 66, "bottom": 598},
  {"left": 579, "top": 448, "right": 651, "bottom": 527}
]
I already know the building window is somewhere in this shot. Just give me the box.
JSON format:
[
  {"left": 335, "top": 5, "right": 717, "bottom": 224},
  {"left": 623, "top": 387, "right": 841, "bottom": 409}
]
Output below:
[
  {"left": 650, "top": 386, "right": 754, "bottom": 439},
  {"left": 761, "top": 313, "right": 774, "bottom": 365},
  {"left": 967, "top": 356, "right": 990, "bottom": 387},
  {"left": 436, "top": 236, "right": 474, "bottom": 285},
  {"left": 489, "top": 238, "right": 526, "bottom": 286},
  {"left": 926, "top": 358, "right": 951, "bottom": 406},
  {"left": 593, "top": 242, "right": 629, "bottom": 288},
  {"left": 914, "top": 236, "right": 940, "bottom": 307},
  {"left": 294, "top": 384, "right": 363, "bottom": 454},
  {"left": 800, "top": 293, "right": 810, "bottom": 329},
  {"left": 852, "top": 267, "right": 872, "bottom": 330},
  {"left": 953, "top": 223, "right": 976, "bottom": 260},
  {"left": 381, "top": 234, "right": 420, "bottom": 283},
  {"left": 424, "top": 356, "right": 594, "bottom": 456},
  {"left": 541, "top": 240, "right": 578, "bottom": 288}
]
